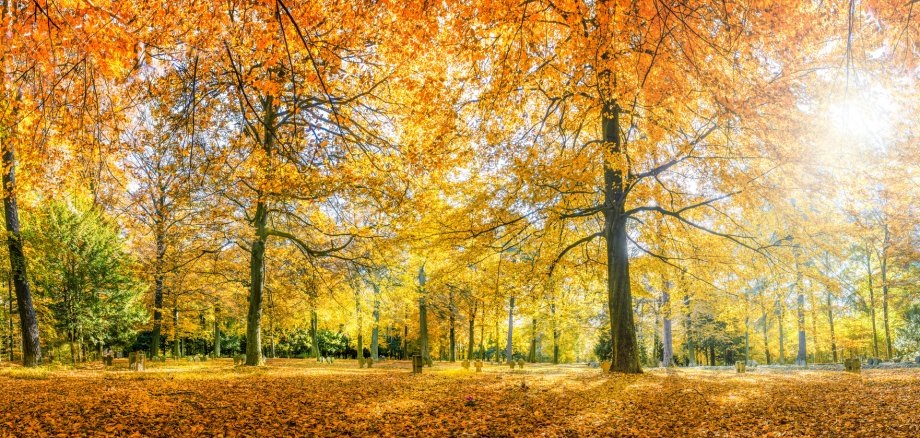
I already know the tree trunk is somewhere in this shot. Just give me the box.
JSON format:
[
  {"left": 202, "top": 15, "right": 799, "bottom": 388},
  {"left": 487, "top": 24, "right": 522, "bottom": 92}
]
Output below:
[
  {"left": 795, "top": 256, "right": 807, "bottom": 366},
  {"left": 2, "top": 143, "right": 41, "bottom": 366},
  {"left": 311, "top": 308, "right": 319, "bottom": 359},
  {"left": 213, "top": 304, "right": 221, "bottom": 357},
  {"left": 448, "top": 289, "right": 455, "bottom": 362},
  {"left": 684, "top": 294, "right": 695, "bottom": 366},
  {"left": 505, "top": 295, "right": 514, "bottom": 363},
  {"left": 7, "top": 274, "right": 13, "bottom": 362},
  {"left": 777, "top": 297, "right": 785, "bottom": 365},
  {"left": 600, "top": 95, "right": 641, "bottom": 373},
  {"left": 244, "top": 97, "right": 276, "bottom": 366},
  {"left": 762, "top": 303, "right": 771, "bottom": 365},
  {"left": 550, "top": 297, "right": 560, "bottom": 365},
  {"left": 150, "top": 225, "right": 165, "bottom": 358},
  {"left": 371, "top": 283, "right": 380, "bottom": 359},
  {"left": 528, "top": 318, "right": 537, "bottom": 362},
  {"left": 881, "top": 226, "right": 892, "bottom": 360},
  {"left": 418, "top": 266, "right": 428, "bottom": 361},
  {"left": 356, "top": 288, "right": 363, "bottom": 360},
  {"left": 662, "top": 285, "right": 673, "bottom": 367},
  {"left": 827, "top": 290, "right": 837, "bottom": 363},
  {"left": 467, "top": 309, "right": 475, "bottom": 360},
  {"left": 173, "top": 306, "right": 180, "bottom": 358},
  {"left": 866, "top": 248, "right": 879, "bottom": 357}
]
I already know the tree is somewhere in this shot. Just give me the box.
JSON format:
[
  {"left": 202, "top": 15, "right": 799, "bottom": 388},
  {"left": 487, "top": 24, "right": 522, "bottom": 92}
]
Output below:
[{"left": 28, "top": 200, "right": 146, "bottom": 361}]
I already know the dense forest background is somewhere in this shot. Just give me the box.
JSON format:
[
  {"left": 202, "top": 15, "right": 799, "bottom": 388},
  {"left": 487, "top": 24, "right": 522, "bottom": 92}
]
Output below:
[{"left": 0, "top": 0, "right": 916, "bottom": 371}]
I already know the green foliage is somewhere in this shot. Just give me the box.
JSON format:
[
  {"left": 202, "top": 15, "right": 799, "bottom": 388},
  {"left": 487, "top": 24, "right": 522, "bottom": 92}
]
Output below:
[
  {"left": 594, "top": 329, "right": 611, "bottom": 362},
  {"left": 895, "top": 304, "right": 920, "bottom": 355},
  {"left": 27, "top": 200, "right": 147, "bottom": 351},
  {"left": 315, "top": 329, "right": 348, "bottom": 357}
]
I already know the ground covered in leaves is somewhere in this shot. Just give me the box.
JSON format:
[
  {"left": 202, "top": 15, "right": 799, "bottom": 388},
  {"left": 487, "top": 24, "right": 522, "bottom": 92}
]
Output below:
[{"left": 0, "top": 359, "right": 917, "bottom": 437}]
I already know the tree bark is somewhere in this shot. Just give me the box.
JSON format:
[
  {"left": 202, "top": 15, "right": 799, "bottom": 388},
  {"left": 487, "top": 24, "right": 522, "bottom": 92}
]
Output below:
[
  {"left": 881, "top": 225, "right": 892, "bottom": 360},
  {"left": 662, "top": 285, "right": 673, "bottom": 367},
  {"left": 213, "top": 304, "right": 221, "bottom": 357},
  {"left": 418, "top": 266, "right": 428, "bottom": 361},
  {"left": 684, "top": 294, "right": 696, "bottom": 366},
  {"left": 528, "top": 318, "right": 537, "bottom": 362},
  {"left": 777, "top": 297, "right": 784, "bottom": 365},
  {"left": 467, "top": 308, "right": 475, "bottom": 360},
  {"left": 244, "top": 98, "right": 275, "bottom": 366},
  {"left": 173, "top": 305, "right": 180, "bottom": 358},
  {"left": 150, "top": 220, "right": 166, "bottom": 357},
  {"left": 762, "top": 302, "right": 771, "bottom": 365},
  {"left": 601, "top": 98, "right": 641, "bottom": 373},
  {"left": 505, "top": 295, "right": 515, "bottom": 362},
  {"left": 311, "top": 308, "right": 319, "bottom": 359},
  {"left": 866, "top": 248, "right": 879, "bottom": 357},
  {"left": 371, "top": 283, "right": 380, "bottom": 360},
  {"left": 356, "top": 288, "right": 362, "bottom": 360},
  {"left": 795, "top": 255, "right": 807, "bottom": 366},
  {"left": 448, "top": 288, "right": 455, "bottom": 362},
  {"left": 551, "top": 300, "right": 559, "bottom": 365},
  {"left": 827, "top": 290, "right": 837, "bottom": 363},
  {"left": 2, "top": 143, "right": 41, "bottom": 366}
]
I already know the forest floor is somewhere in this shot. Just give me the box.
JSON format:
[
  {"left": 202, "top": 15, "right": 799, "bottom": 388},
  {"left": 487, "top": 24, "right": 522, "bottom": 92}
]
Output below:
[{"left": 0, "top": 358, "right": 917, "bottom": 437}]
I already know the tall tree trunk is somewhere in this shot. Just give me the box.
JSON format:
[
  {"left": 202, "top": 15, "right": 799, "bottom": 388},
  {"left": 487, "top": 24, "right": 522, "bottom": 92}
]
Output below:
[
  {"left": 762, "top": 302, "right": 771, "bottom": 365},
  {"left": 7, "top": 274, "right": 13, "bottom": 362},
  {"left": 684, "top": 294, "right": 695, "bottom": 366},
  {"left": 827, "top": 290, "right": 837, "bottom": 363},
  {"left": 744, "top": 289, "right": 750, "bottom": 364},
  {"left": 244, "top": 97, "right": 275, "bottom": 366},
  {"left": 2, "top": 143, "right": 40, "bottom": 366},
  {"left": 795, "top": 255, "right": 807, "bottom": 366},
  {"left": 551, "top": 301, "right": 559, "bottom": 365},
  {"left": 866, "top": 248, "right": 879, "bottom": 357},
  {"left": 213, "top": 304, "right": 221, "bottom": 357},
  {"left": 528, "top": 318, "right": 537, "bottom": 362},
  {"left": 371, "top": 283, "right": 380, "bottom": 359},
  {"left": 311, "top": 308, "right": 319, "bottom": 359},
  {"left": 467, "top": 308, "right": 475, "bottom": 360},
  {"left": 777, "top": 297, "right": 785, "bottom": 365},
  {"left": 173, "top": 306, "right": 180, "bottom": 358},
  {"left": 810, "top": 293, "right": 819, "bottom": 362},
  {"left": 418, "top": 266, "right": 428, "bottom": 361},
  {"left": 600, "top": 94, "right": 641, "bottom": 373},
  {"left": 356, "top": 288, "right": 362, "bottom": 360},
  {"left": 448, "top": 289, "right": 455, "bottom": 362},
  {"left": 662, "top": 285, "right": 673, "bottom": 367},
  {"left": 881, "top": 226, "right": 892, "bottom": 360},
  {"left": 150, "top": 223, "right": 165, "bottom": 357},
  {"left": 505, "top": 295, "right": 515, "bottom": 363},
  {"left": 479, "top": 305, "right": 485, "bottom": 359}
]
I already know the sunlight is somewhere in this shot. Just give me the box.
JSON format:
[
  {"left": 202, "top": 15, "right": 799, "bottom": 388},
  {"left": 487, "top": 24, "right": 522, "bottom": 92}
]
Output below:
[{"left": 826, "top": 82, "right": 899, "bottom": 150}]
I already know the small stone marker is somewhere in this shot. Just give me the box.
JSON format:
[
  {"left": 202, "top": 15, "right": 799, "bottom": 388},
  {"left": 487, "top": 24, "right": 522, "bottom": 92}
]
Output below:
[
  {"left": 474, "top": 360, "right": 483, "bottom": 372},
  {"left": 359, "top": 357, "right": 366, "bottom": 368},
  {"left": 103, "top": 356, "right": 113, "bottom": 366},
  {"left": 601, "top": 361, "right": 611, "bottom": 372},
  {"left": 129, "top": 351, "right": 146, "bottom": 371},
  {"left": 844, "top": 358, "right": 861, "bottom": 373},
  {"left": 462, "top": 359, "right": 470, "bottom": 370},
  {"left": 412, "top": 355, "right": 423, "bottom": 374},
  {"left": 509, "top": 360, "right": 516, "bottom": 370},
  {"left": 735, "top": 361, "right": 746, "bottom": 373},
  {"left": 517, "top": 359, "right": 524, "bottom": 369},
  {"left": 233, "top": 354, "right": 247, "bottom": 366},
  {"left": 367, "top": 357, "right": 373, "bottom": 368}
]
